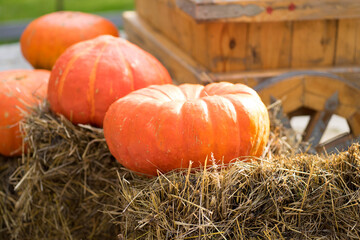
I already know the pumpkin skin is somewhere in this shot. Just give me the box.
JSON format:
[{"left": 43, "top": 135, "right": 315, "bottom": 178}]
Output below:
[
  {"left": 104, "top": 82, "right": 270, "bottom": 176},
  {"left": 20, "top": 11, "right": 119, "bottom": 70},
  {"left": 0, "top": 70, "right": 50, "bottom": 156},
  {"left": 47, "top": 35, "right": 172, "bottom": 127}
]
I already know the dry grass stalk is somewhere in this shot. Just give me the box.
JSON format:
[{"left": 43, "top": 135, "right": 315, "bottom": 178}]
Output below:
[
  {"left": 107, "top": 144, "right": 360, "bottom": 239},
  {"left": 0, "top": 156, "right": 18, "bottom": 239},
  {"left": 8, "top": 103, "right": 127, "bottom": 240},
  {"left": 3, "top": 100, "right": 358, "bottom": 239},
  {"left": 266, "top": 100, "right": 309, "bottom": 156}
]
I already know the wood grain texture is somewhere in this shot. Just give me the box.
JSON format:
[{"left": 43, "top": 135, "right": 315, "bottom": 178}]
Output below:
[
  {"left": 125, "top": 11, "right": 360, "bottom": 91},
  {"left": 335, "top": 19, "right": 360, "bottom": 66},
  {"left": 136, "top": 0, "right": 360, "bottom": 74},
  {"left": 123, "top": 11, "right": 206, "bottom": 84},
  {"left": 206, "top": 22, "right": 248, "bottom": 72},
  {"left": 349, "top": 111, "right": 360, "bottom": 135},
  {"left": 292, "top": 20, "right": 337, "bottom": 68},
  {"left": 176, "top": 0, "right": 360, "bottom": 22},
  {"left": 246, "top": 22, "right": 292, "bottom": 70},
  {"left": 256, "top": 72, "right": 360, "bottom": 119}
]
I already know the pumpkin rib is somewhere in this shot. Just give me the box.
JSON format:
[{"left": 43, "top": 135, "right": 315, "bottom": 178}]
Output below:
[
  {"left": 154, "top": 86, "right": 184, "bottom": 102},
  {"left": 104, "top": 82, "right": 270, "bottom": 176},
  {"left": 115, "top": 41, "right": 135, "bottom": 92},
  {"left": 179, "top": 84, "right": 204, "bottom": 100},
  {"left": 57, "top": 43, "right": 95, "bottom": 102},
  {"left": 49, "top": 35, "right": 171, "bottom": 127},
  {"left": 255, "top": 104, "right": 270, "bottom": 157},
  {"left": 120, "top": 99, "right": 162, "bottom": 173},
  {"left": 88, "top": 42, "right": 108, "bottom": 123},
  {"left": 222, "top": 94, "right": 253, "bottom": 157},
  {"left": 219, "top": 95, "right": 242, "bottom": 158},
  {"left": 117, "top": 42, "right": 172, "bottom": 89},
  {"left": 200, "top": 96, "right": 234, "bottom": 162}
]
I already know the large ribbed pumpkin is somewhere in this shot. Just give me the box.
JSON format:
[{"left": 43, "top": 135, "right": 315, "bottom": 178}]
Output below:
[
  {"left": 20, "top": 11, "right": 119, "bottom": 70},
  {"left": 48, "top": 35, "right": 172, "bottom": 127},
  {"left": 104, "top": 82, "right": 270, "bottom": 176},
  {"left": 0, "top": 69, "right": 50, "bottom": 156}
]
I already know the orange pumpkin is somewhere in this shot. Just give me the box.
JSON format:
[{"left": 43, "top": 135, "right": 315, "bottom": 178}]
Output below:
[
  {"left": 20, "top": 11, "right": 119, "bottom": 70},
  {"left": 104, "top": 82, "right": 270, "bottom": 176},
  {"left": 47, "top": 35, "right": 172, "bottom": 127},
  {"left": 0, "top": 69, "right": 50, "bottom": 156}
]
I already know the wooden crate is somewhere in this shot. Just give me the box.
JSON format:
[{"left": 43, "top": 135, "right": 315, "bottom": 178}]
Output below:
[
  {"left": 126, "top": 0, "right": 360, "bottom": 87},
  {"left": 124, "top": 1, "right": 360, "bottom": 152}
]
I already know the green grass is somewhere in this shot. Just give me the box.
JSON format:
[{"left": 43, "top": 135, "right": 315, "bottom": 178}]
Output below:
[{"left": 0, "top": 0, "right": 134, "bottom": 23}]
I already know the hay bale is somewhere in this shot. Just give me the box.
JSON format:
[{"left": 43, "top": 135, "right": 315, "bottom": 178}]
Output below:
[
  {"left": 107, "top": 144, "right": 360, "bottom": 239},
  {"left": 0, "top": 156, "right": 18, "bottom": 239},
  {"left": 7, "top": 99, "right": 351, "bottom": 239},
  {"left": 9, "top": 103, "right": 131, "bottom": 239}
]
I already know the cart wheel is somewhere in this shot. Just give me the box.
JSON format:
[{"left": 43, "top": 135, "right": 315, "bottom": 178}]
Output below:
[{"left": 255, "top": 71, "right": 360, "bottom": 154}]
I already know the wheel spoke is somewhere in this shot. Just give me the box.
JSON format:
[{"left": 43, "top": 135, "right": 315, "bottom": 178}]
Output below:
[
  {"left": 316, "top": 133, "right": 359, "bottom": 154},
  {"left": 302, "top": 92, "right": 339, "bottom": 147}
]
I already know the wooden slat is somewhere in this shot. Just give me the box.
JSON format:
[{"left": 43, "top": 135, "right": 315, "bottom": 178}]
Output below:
[
  {"left": 201, "top": 21, "right": 293, "bottom": 72},
  {"left": 136, "top": 0, "right": 179, "bottom": 47},
  {"left": 246, "top": 22, "right": 292, "bottom": 70},
  {"left": 136, "top": 0, "right": 360, "bottom": 73},
  {"left": 257, "top": 75, "right": 304, "bottom": 109},
  {"left": 136, "top": 0, "right": 212, "bottom": 71},
  {"left": 348, "top": 111, "right": 360, "bottom": 135},
  {"left": 304, "top": 76, "right": 360, "bottom": 105},
  {"left": 206, "top": 22, "right": 248, "bottom": 72},
  {"left": 123, "top": 11, "right": 206, "bottom": 84},
  {"left": 176, "top": 0, "right": 360, "bottom": 22},
  {"left": 124, "top": 11, "right": 360, "bottom": 89},
  {"left": 335, "top": 19, "right": 360, "bottom": 66},
  {"left": 280, "top": 84, "right": 304, "bottom": 114},
  {"left": 303, "top": 76, "right": 360, "bottom": 118},
  {"left": 303, "top": 92, "right": 327, "bottom": 112},
  {"left": 292, "top": 20, "right": 337, "bottom": 68}
]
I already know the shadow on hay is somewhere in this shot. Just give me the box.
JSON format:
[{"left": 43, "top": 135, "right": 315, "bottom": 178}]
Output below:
[
  {"left": 7, "top": 103, "right": 133, "bottom": 240},
  {"left": 0, "top": 155, "right": 18, "bottom": 239},
  {"left": 106, "top": 144, "right": 360, "bottom": 239}
]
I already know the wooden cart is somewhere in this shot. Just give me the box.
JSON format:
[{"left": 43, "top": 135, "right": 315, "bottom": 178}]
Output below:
[{"left": 123, "top": 0, "right": 360, "bottom": 153}]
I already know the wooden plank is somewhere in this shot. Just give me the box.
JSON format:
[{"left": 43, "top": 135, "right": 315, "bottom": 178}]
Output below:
[
  {"left": 123, "top": 11, "right": 206, "bottom": 84},
  {"left": 136, "top": 0, "right": 177, "bottom": 46},
  {"left": 205, "top": 21, "right": 292, "bottom": 72},
  {"left": 304, "top": 76, "right": 360, "bottom": 105},
  {"left": 303, "top": 76, "right": 360, "bottom": 118},
  {"left": 124, "top": 11, "right": 360, "bottom": 89},
  {"left": 348, "top": 111, "right": 360, "bottom": 135},
  {"left": 292, "top": 20, "right": 337, "bottom": 68},
  {"left": 303, "top": 92, "right": 327, "bottom": 112},
  {"left": 206, "top": 22, "right": 248, "bottom": 72},
  {"left": 335, "top": 19, "right": 360, "bottom": 66},
  {"left": 212, "top": 67, "right": 360, "bottom": 86},
  {"left": 303, "top": 91, "right": 356, "bottom": 119},
  {"left": 246, "top": 22, "right": 292, "bottom": 70},
  {"left": 136, "top": 0, "right": 211, "bottom": 70},
  {"left": 176, "top": 0, "right": 360, "bottom": 22},
  {"left": 280, "top": 84, "right": 304, "bottom": 114},
  {"left": 257, "top": 75, "right": 304, "bottom": 108}
]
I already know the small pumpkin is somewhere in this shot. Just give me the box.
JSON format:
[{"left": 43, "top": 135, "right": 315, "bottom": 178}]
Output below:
[
  {"left": 0, "top": 69, "right": 50, "bottom": 156},
  {"left": 20, "top": 11, "right": 119, "bottom": 70},
  {"left": 48, "top": 35, "right": 172, "bottom": 127},
  {"left": 104, "top": 82, "right": 270, "bottom": 176}
]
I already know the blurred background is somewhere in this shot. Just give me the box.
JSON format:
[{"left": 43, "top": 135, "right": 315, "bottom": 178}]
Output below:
[
  {"left": 0, "top": 0, "right": 134, "bottom": 70},
  {"left": 0, "top": 0, "right": 134, "bottom": 43},
  {"left": 0, "top": 0, "right": 351, "bottom": 145}
]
